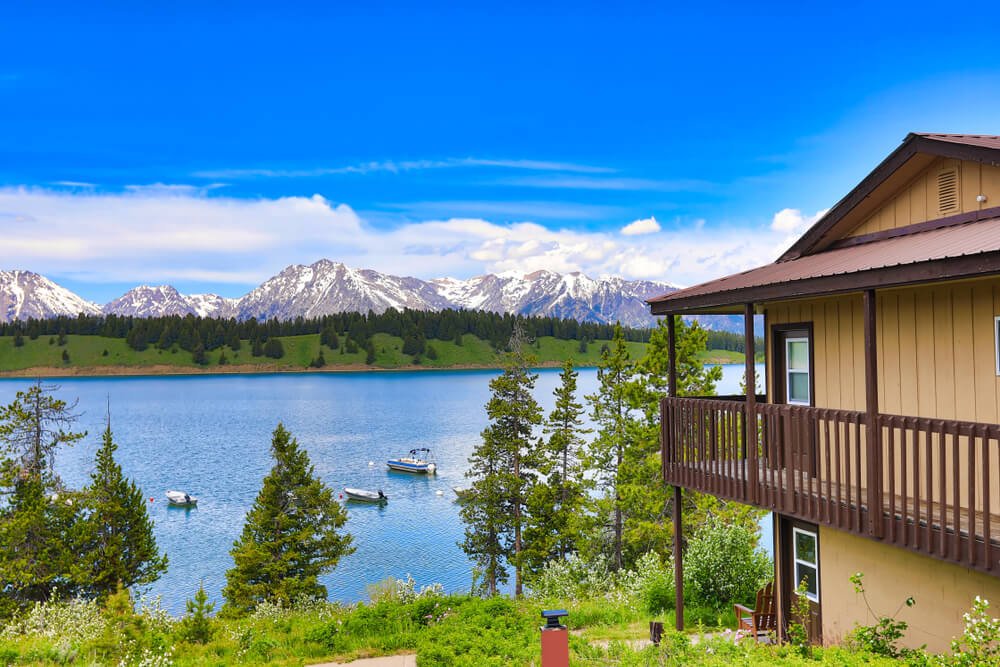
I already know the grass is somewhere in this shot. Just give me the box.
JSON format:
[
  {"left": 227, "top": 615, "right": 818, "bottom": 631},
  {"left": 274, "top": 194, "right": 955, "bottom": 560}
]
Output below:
[
  {"left": 0, "top": 594, "right": 913, "bottom": 666},
  {"left": 0, "top": 333, "right": 650, "bottom": 374}
]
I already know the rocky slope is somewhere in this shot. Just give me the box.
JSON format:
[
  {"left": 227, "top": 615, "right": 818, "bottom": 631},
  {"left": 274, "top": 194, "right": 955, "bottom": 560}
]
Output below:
[{"left": 0, "top": 270, "right": 101, "bottom": 323}]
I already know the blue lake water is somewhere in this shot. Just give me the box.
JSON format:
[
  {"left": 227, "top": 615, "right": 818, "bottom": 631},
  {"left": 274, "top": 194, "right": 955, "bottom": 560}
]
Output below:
[{"left": 0, "top": 363, "right": 764, "bottom": 613}]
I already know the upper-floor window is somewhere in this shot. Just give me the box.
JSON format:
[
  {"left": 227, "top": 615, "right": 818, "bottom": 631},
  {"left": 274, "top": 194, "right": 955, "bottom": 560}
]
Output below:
[
  {"left": 786, "top": 337, "right": 810, "bottom": 405},
  {"left": 995, "top": 316, "right": 1000, "bottom": 376}
]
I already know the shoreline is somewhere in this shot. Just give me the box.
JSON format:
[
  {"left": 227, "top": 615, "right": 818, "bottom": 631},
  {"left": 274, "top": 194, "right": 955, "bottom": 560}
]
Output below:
[{"left": 0, "top": 360, "right": 585, "bottom": 379}]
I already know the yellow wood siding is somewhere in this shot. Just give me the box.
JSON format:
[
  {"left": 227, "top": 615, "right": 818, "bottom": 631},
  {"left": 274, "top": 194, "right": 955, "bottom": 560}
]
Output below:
[
  {"left": 820, "top": 526, "right": 1000, "bottom": 653},
  {"left": 766, "top": 279, "right": 1000, "bottom": 517},
  {"left": 846, "top": 159, "right": 1000, "bottom": 238},
  {"left": 767, "top": 277, "right": 1000, "bottom": 422}
]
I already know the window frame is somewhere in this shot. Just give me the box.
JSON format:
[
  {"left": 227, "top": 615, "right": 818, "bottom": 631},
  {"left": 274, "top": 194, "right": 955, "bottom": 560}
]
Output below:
[
  {"left": 785, "top": 336, "right": 811, "bottom": 406},
  {"left": 792, "top": 527, "right": 820, "bottom": 603},
  {"left": 995, "top": 316, "right": 1000, "bottom": 377}
]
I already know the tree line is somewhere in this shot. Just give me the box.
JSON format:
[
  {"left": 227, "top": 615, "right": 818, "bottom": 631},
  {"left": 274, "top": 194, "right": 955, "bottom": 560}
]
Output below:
[
  {"left": 460, "top": 317, "right": 762, "bottom": 596},
  {"left": 0, "top": 310, "right": 653, "bottom": 358}
]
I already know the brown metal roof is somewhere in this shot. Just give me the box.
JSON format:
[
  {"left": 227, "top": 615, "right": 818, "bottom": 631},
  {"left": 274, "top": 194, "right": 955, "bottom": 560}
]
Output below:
[
  {"left": 780, "top": 133, "right": 1000, "bottom": 261},
  {"left": 914, "top": 133, "right": 1000, "bottom": 150},
  {"left": 648, "top": 216, "right": 1000, "bottom": 314}
]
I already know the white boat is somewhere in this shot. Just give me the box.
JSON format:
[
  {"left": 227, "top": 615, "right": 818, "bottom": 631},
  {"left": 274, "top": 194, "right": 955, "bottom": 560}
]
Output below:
[
  {"left": 344, "top": 487, "right": 388, "bottom": 503},
  {"left": 387, "top": 448, "right": 437, "bottom": 474},
  {"left": 453, "top": 486, "right": 471, "bottom": 499},
  {"left": 165, "top": 490, "right": 197, "bottom": 507}
]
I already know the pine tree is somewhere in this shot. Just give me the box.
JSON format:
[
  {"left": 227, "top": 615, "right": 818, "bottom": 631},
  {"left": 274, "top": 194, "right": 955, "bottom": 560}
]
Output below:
[
  {"left": 0, "top": 381, "right": 86, "bottom": 481},
  {"left": 61, "top": 349, "right": 70, "bottom": 363},
  {"left": 75, "top": 419, "right": 167, "bottom": 599},
  {"left": 525, "top": 359, "right": 591, "bottom": 574},
  {"left": 13, "top": 333, "right": 24, "bottom": 347},
  {"left": 585, "top": 323, "right": 635, "bottom": 570},
  {"left": 0, "top": 383, "right": 87, "bottom": 614},
  {"left": 263, "top": 338, "right": 284, "bottom": 359},
  {"left": 222, "top": 424, "right": 353, "bottom": 614},
  {"left": 192, "top": 343, "right": 207, "bottom": 365},
  {"left": 460, "top": 327, "right": 542, "bottom": 596}
]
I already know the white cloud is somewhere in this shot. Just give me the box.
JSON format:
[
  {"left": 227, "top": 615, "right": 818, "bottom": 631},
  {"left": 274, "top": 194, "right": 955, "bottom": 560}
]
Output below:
[
  {"left": 770, "top": 207, "right": 828, "bottom": 233},
  {"left": 194, "top": 157, "right": 612, "bottom": 180},
  {"left": 620, "top": 216, "right": 661, "bottom": 236},
  {"left": 0, "top": 187, "right": 795, "bottom": 295},
  {"left": 498, "top": 176, "right": 714, "bottom": 192}
]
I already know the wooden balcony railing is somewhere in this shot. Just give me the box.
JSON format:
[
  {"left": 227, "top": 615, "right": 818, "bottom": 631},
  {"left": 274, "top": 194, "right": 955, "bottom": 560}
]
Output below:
[{"left": 661, "top": 396, "right": 1000, "bottom": 576}]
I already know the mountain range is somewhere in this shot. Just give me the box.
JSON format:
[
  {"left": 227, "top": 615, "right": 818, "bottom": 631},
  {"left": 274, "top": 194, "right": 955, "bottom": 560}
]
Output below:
[{"left": 0, "top": 261, "right": 688, "bottom": 330}]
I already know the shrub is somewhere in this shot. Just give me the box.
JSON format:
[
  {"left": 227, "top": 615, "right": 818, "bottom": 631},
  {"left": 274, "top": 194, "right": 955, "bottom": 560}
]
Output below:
[
  {"left": 948, "top": 596, "right": 1000, "bottom": 666},
  {"left": 0, "top": 596, "right": 105, "bottom": 649},
  {"left": 366, "top": 575, "right": 444, "bottom": 605},
  {"left": 844, "top": 572, "right": 919, "bottom": 659},
  {"left": 527, "top": 554, "right": 616, "bottom": 601},
  {"left": 683, "top": 517, "right": 771, "bottom": 610}
]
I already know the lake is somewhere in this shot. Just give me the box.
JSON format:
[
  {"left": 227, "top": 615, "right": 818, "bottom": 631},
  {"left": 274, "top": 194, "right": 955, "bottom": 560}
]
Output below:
[{"left": 0, "top": 363, "right": 764, "bottom": 613}]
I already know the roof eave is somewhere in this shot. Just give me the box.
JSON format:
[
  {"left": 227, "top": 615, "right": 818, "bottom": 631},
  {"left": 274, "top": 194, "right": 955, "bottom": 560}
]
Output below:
[
  {"left": 779, "top": 133, "right": 1000, "bottom": 262},
  {"left": 650, "top": 250, "right": 1000, "bottom": 315}
]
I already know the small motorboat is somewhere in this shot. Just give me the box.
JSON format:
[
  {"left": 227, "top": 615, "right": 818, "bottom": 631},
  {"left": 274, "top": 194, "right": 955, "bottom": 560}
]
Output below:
[
  {"left": 344, "top": 487, "right": 388, "bottom": 504},
  {"left": 453, "top": 486, "right": 471, "bottom": 499},
  {"left": 165, "top": 490, "right": 197, "bottom": 507},
  {"left": 387, "top": 448, "right": 437, "bottom": 474}
]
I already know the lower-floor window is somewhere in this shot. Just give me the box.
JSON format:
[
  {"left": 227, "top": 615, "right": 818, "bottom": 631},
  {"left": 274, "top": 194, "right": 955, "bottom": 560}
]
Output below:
[{"left": 793, "top": 527, "right": 819, "bottom": 602}]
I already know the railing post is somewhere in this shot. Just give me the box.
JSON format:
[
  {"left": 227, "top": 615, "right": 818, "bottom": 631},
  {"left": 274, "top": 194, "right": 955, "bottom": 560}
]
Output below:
[
  {"left": 673, "top": 484, "right": 684, "bottom": 632},
  {"left": 863, "top": 289, "right": 883, "bottom": 538},
  {"left": 744, "top": 303, "right": 758, "bottom": 504}
]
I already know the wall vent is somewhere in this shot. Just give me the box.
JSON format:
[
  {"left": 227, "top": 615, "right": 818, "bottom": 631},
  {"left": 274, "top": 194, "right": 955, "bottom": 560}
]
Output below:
[{"left": 938, "top": 168, "right": 959, "bottom": 214}]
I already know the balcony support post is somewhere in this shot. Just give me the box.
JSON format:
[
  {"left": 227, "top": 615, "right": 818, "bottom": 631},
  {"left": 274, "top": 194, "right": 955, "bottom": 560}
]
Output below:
[
  {"left": 744, "top": 303, "right": 757, "bottom": 504},
  {"left": 667, "top": 314, "right": 677, "bottom": 399},
  {"left": 863, "top": 289, "right": 883, "bottom": 538},
  {"left": 673, "top": 484, "right": 684, "bottom": 631}
]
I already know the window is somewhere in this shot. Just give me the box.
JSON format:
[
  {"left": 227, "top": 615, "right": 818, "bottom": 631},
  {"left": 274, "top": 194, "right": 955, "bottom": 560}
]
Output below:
[
  {"left": 792, "top": 527, "right": 819, "bottom": 602},
  {"left": 785, "top": 337, "right": 810, "bottom": 405},
  {"left": 995, "top": 317, "right": 1000, "bottom": 376}
]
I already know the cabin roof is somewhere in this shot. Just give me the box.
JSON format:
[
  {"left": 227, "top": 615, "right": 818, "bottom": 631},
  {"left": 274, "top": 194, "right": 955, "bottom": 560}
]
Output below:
[
  {"left": 780, "top": 133, "right": 1000, "bottom": 261},
  {"left": 648, "top": 132, "right": 1000, "bottom": 315},
  {"left": 648, "top": 214, "right": 1000, "bottom": 315}
]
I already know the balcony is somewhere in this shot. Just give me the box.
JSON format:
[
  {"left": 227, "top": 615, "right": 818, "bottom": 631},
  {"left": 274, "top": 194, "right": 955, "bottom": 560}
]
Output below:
[{"left": 662, "top": 396, "right": 1000, "bottom": 576}]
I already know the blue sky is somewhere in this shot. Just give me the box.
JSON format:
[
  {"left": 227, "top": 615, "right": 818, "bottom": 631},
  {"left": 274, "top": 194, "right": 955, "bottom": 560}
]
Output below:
[{"left": 3, "top": 2, "right": 1000, "bottom": 302}]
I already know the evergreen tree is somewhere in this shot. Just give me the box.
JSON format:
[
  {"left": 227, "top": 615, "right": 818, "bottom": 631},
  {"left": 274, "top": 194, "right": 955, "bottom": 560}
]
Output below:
[
  {"left": 178, "top": 583, "right": 215, "bottom": 644},
  {"left": 460, "top": 327, "right": 542, "bottom": 596},
  {"left": 192, "top": 343, "right": 207, "bottom": 365},
  {"left": 365, "top": 341, "right": 376, "bottom": 365},
  {"left": 525, "top": 359, "right": 591, "bottom": 574},
  {"left": 0, "top": 381, "right": 86, "bottom": 481},
  {"left": 252, "top": 338, "right": 264, "bottom": 357},
  {"left": 0, "top": 476, "right": 84, "bottom": 615},
  {"left": 75, "top": 419, "right": 167, "bottom": 599},
  {"left": 13, "top": 332, "right": 23, "bottom": 347},
  {"left": 222, "top": 424, "right": 353, "bottom": 614},
  {"left": 584, "top": 324, "right": 635, "bottom": 570},
  {"left": 218, "top": 350, "right": 229, "bottom": 366},
  {"left": 0, "top": 383, "right": 88, "bottom": 614},
  {"left": 61, "top": 349, "right": 70, "bottom": 363},
  {"left": 263, "top": 338, "right": 284, "bottom": 359}
]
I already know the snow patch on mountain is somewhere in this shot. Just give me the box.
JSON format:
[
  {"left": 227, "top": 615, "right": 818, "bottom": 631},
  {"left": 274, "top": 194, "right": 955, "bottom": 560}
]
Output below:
[
  {"left": 0, "top": 271, "right": 101, "bottom": 323},
  {"left": 102, "top": 285, "right": 236, "bottom": 319}
]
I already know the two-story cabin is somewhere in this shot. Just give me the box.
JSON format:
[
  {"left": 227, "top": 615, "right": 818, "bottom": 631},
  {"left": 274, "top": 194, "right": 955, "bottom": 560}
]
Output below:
[{"left": 648, "top": 133, "right": 1000, "bottom": 651}]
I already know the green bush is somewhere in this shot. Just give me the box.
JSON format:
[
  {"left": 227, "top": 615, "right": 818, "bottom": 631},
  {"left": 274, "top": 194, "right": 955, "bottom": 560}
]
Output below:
[{"left": 683, "top": 517, "right": 772, "bottom": 611}]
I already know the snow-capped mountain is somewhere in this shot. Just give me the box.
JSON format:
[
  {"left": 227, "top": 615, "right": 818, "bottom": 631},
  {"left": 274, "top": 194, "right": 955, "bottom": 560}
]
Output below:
[
  {"left": 433, "top": 270, "right": 673, "bottom": 329},
  {"left": 102, "top": 285, "right": 237, "bottom": 319},
  {"left": 235, "top": 260, "right": 453, "bottom": 321},
  {"left": 1, "top": 261, "right": 684, "bottom": 329},
  {"left": 0, "top": 270, "right": 101, "bottom": 323}
]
